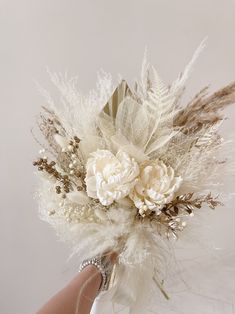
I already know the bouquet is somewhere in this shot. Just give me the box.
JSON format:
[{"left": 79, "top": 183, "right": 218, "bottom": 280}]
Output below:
[{"left": 32, "top": 40, "right": 235, "bottom": 313}]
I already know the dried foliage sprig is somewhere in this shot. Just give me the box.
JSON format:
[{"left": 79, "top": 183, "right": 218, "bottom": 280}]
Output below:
[
  {"left": 146, "top": 193, "right": 223, "bottom": 239},
  {"left": 163, "top": 192, "right": 223, "bottom": 216}
]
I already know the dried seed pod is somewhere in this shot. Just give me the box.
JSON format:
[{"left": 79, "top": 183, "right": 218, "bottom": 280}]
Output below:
[
  {"left": 64, "top": 187, "right": 70, "bottom": 193},
  {"left": 55, "top": 186, "right": 61, "bottom": 194},
  {"left": 74, "top": 136, "right": 80, "bottom": 143},
  {"left": 38, "top": 158, "right": 43, "bottom": 165}
]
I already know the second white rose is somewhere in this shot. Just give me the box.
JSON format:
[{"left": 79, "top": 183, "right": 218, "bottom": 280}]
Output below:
[{"left": 129, "top": 159, "right": 182, "bottom": 215}]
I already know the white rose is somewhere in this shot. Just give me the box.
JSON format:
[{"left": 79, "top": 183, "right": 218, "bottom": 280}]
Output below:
[
  {"left": 85, "top": 150, "right": 139, "bottom": 206},
  {"left": 130, "top": 159, "right": 182, "bottom": 215}
]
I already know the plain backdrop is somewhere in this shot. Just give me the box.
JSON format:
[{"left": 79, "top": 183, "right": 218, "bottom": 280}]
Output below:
[{"left": 0, "top": 1, "right": 235, "bottom": 313}]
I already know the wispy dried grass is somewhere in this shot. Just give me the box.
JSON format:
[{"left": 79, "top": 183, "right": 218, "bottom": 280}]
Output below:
[{"left": 174, "top": 81, "right": 235, "bottom": 132}]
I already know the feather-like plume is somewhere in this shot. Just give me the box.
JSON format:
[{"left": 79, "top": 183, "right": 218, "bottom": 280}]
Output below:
[
  {"left": 38, "top": 68, "right": 114, "bottom": 139},
  {"left": 170, "top": 37, "right": 207, "bottom": 106},
  {"left": 174, "top": 81, "right": 235, "bottom": 132}
]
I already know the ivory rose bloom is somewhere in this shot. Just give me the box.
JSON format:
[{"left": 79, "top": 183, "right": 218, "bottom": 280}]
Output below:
[
  {"left": 85, "top": 150, "right": 139, "bottom": 206},
  {"left": 130, "top": 159, "right": 182, "bottom": 215}
]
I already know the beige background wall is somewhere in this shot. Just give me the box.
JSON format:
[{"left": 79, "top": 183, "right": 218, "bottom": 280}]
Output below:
[{"left": 0, "top": 1, "right": 235, "bottom": 313}]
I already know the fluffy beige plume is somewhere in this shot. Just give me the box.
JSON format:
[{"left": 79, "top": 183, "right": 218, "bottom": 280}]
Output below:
[{"left": 174, "top": 81, "right": 235, "bottom": 132}]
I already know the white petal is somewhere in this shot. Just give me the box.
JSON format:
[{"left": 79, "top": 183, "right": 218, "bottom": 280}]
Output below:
[{"left": 85, "top": 176, "right": 97, "bottom": 198}]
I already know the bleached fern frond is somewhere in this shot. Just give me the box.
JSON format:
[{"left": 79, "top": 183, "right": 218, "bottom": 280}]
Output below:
[
  {"left": 194, "top": 121, "right": 223, "bottom": 148},
  {"left": 132, "top": 57, "right": 179, "bottom": 157}
]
